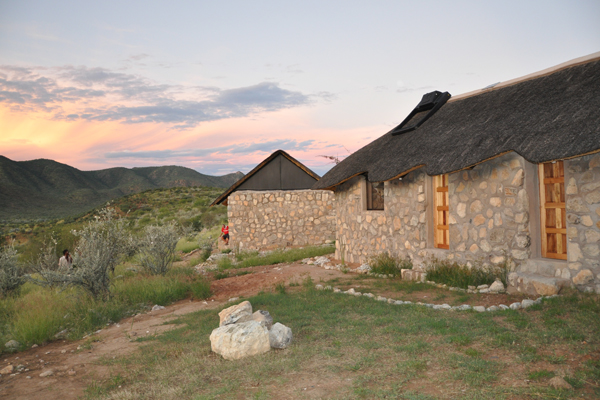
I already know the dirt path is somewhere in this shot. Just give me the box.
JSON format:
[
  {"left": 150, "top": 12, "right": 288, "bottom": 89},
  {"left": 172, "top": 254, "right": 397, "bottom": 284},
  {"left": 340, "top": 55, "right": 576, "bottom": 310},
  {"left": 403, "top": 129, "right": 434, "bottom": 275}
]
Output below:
[{"left": 0, "top": 262, "right": 348, "bottom": 400}]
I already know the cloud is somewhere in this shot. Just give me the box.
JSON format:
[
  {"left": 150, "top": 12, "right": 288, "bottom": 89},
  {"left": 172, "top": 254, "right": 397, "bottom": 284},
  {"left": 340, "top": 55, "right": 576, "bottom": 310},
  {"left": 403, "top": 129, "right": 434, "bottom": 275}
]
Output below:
[
  {"left": 0, "top": 65, "right": 313, "bottom": 129},
  {"left": 104, "top": 139, "right": 316, "bottom": 160}
]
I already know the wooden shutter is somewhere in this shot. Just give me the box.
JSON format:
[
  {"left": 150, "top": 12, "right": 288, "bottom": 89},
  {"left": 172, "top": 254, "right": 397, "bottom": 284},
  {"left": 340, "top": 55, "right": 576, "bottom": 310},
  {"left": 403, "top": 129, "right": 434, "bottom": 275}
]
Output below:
[
  {"left": 539, "top": 161, "right": 567, "bottom": 260},
  {"left": 434, "top": 174, "right": 449, "bottom": 249}
]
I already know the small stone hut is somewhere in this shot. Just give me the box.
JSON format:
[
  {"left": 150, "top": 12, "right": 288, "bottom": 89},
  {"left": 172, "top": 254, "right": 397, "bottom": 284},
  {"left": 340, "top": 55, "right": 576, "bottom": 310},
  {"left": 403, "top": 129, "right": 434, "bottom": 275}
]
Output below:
[
  {"left": 212, "top": 150, "right": 336, "bottom": 250},
  {"left": 312, "top": 53, "right": 600, "bottom": 296}
]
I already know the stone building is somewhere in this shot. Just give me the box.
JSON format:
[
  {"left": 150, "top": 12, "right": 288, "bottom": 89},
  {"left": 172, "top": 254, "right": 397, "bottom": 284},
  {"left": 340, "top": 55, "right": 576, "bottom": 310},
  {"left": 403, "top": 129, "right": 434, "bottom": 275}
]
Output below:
[
  {"left": 313, "top": 53, "right": 600, "bottom": 296},
  {"left": 212, "top": 150, "right": 335, "bottom": 250}
]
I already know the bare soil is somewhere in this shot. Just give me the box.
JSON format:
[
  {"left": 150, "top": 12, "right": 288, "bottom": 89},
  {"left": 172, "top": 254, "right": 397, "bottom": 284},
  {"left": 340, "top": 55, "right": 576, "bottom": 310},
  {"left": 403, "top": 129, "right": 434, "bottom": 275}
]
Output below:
[{"left": 0, "top": 260, "right": 542, "bottom": 400}]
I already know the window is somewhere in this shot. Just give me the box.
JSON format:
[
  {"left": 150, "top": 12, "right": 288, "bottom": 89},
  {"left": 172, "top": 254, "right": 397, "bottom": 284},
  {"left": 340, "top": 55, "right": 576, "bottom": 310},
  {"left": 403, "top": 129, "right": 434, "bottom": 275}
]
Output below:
[
  {"left": 366, "top": 181, "right": 384, "bottom": 210},
  {"left": 539, "top": 161, "right": 567, "bottom": 260},
  {"left": 433, "top": 174, "right": 449, "bottom": 249}
]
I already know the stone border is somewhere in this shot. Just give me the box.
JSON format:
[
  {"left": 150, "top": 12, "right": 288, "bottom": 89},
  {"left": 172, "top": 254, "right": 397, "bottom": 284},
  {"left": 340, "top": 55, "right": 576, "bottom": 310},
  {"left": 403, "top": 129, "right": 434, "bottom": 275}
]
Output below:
[{"left": 314, "top": 284, "right": 557, "bottom": 312}]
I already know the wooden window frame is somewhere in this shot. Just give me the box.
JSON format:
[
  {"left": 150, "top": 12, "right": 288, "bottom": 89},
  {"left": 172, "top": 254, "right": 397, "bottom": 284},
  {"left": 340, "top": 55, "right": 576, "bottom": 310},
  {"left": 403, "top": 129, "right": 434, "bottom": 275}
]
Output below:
[
  {"left": 366, "top": 180, "right": 384, "bottom": 211},
  {"left": 539, "top": 161, "right": 567, "bottom": 260},
  {"left": 433, "top": 174, "right": 449, "bottom": 249}
]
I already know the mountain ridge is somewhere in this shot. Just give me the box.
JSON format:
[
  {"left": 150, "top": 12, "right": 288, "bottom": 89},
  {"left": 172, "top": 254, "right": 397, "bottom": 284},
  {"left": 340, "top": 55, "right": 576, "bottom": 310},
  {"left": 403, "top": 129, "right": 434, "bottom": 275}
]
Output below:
[{"left": 0, "top": 156, "right": 243, "bottom": 221}]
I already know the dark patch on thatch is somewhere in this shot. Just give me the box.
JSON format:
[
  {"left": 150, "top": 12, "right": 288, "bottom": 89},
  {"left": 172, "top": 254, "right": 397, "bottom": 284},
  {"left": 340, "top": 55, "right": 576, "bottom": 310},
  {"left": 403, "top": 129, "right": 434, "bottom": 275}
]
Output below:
[
  {"left": 314, "top": 57, "right": 600, "bottom": 190},
  {"left": 211, "top": 150, "right": 320, "bottom": 206}
]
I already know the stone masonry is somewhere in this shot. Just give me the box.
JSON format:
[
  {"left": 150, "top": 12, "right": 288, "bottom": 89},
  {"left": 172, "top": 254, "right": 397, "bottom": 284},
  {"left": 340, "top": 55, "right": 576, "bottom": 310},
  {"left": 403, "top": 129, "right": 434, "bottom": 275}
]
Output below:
[
  {"left": 334, "top": 152, "right": 600, "bottom": 295},
  {"left": 227, "top": 190, "right": 336, "bottom": 250},
  {"left": 563, "top": 154, "right": 600, "bottom": 292}
]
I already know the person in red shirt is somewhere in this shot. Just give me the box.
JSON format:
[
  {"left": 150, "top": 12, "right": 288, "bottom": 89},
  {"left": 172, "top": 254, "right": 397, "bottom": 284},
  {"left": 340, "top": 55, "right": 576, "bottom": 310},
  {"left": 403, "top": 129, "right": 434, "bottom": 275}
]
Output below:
[{"left": 220, "top": 224, "right": 229, "bottom": 245}]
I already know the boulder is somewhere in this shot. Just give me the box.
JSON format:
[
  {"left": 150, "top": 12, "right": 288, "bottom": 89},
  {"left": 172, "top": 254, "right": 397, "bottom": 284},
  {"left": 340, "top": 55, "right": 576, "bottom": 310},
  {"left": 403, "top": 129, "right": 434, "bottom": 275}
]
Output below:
[
  {"left": 473, "top": 306, "right": 486, "bottom": 312},
  {"left": 252, "top": 310, "right": 273, "bottom": 330},
  {"left": 521, "top": 299, "right": 535, "bottom": 308},
  {"left": 489, "top": 279, "right": 505, "bottom": 293},
  {"left": 210, "top": 321, "right": 271, "bottom": 360},
  {"left": 269, "top": 323, "right": 293, "bottom": 349},
  {"left": 218, "top": 301, "right": 253, "bottom": 326},
  {"left": 509, "top": 302, "right": 521, "bottom": 310},
  {"left": 0, "top": 365, "right": 14, "bottom": 375},
  {"left": 5, "top": 340, "right": 19, "bottom": 350}
]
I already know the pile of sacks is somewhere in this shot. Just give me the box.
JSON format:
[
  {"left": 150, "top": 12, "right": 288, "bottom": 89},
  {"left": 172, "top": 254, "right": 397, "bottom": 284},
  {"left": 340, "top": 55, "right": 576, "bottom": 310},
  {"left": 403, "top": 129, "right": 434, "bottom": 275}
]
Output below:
[{"left": 209, "top": 301, "right": 292, "bottom": 360}]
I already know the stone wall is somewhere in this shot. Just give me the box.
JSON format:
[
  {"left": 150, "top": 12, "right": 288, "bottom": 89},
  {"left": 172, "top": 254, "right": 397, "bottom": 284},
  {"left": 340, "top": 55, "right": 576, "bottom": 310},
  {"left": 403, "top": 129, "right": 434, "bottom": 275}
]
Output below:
[
  {"left": 334, "top": 169, "right": 427, "bottom": 264},
  {"left": 334, "top": 151, "right": 600, "bottom": 294},
  {"left": 564, "top": 154, "right": 600, "bottom": 292},
  {"left": 227, "top": 190, "right": 336, "bottom": 250},
  {"left": 334, "top": 153, "right": 531, "bottom": 268}
]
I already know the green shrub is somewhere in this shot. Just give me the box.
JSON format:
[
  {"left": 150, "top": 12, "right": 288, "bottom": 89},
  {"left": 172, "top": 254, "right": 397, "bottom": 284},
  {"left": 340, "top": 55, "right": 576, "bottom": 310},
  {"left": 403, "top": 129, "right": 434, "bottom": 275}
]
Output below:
[
  {"left": 369, "top": 252, "right": 412, "bottom": 276},
  {"left": 424, "top": 258, "right": 502, "bottom": 289},
  {"left": 138, "top": 223, "right": 180, "bottom": 275},
  {"left": 217, "top": 257, "right": 235, "bottom": 270},
  {"left": 29, "top": 208, "right": 134, "bottom": 299},
  {"left": 0, "top": 243, "right": 25, "bottom": 296}
]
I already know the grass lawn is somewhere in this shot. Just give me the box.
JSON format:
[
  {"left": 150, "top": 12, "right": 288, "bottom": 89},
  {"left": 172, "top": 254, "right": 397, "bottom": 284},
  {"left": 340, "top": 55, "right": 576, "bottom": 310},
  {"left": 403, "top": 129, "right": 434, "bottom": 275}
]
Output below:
[{"left": 86, "top": 284, "right": 600, "bottom": 399}]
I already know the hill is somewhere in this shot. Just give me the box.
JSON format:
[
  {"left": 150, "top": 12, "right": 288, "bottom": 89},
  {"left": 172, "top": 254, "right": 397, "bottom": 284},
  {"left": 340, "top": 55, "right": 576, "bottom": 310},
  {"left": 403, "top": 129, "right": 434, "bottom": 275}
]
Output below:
[{"left": 0, "top": 156, "right": 243, "bottom": 221}]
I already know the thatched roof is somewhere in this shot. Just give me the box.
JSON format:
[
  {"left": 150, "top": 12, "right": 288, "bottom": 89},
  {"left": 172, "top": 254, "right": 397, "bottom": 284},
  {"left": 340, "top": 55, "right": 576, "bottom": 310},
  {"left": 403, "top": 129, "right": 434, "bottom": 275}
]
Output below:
[
  {"left": 314, "top": 53, "right": 600, "bottom": 190},
  {"left": 211, "top": 150, "right": 320, "bottom": 206}
]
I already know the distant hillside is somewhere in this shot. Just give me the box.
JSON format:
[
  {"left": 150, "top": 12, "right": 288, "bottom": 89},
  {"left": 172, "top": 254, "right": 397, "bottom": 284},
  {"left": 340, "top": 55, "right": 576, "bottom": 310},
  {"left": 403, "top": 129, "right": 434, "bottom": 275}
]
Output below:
[{"left": 0, "top": 156, "right": 243, "bottom": 221}]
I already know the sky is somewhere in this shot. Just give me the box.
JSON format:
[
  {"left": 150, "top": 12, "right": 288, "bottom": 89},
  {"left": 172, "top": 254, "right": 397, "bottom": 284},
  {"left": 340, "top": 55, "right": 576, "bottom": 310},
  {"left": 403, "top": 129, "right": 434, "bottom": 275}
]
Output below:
[{"left": 1, "top": 1, "right": 599, "bottom": 176}]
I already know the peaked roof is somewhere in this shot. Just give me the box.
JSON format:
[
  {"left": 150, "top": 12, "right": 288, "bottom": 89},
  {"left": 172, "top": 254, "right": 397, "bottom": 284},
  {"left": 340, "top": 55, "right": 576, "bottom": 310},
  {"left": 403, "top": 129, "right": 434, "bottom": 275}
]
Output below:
[
  {"left": 314, "top": 52, "right": 600, "bottom": 190},
  {"left": 211, "top": 150, "right": 321, "bottom": 206}
]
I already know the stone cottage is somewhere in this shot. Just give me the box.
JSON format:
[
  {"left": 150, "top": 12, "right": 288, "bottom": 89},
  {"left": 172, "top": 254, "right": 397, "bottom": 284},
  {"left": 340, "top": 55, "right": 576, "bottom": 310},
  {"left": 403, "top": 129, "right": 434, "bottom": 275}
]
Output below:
[
  {"left": 312, "top": 53, "right": 600, "bottom": 296},
  {"left": 212, "top": 150, "right": 335, "bottom": 250}
]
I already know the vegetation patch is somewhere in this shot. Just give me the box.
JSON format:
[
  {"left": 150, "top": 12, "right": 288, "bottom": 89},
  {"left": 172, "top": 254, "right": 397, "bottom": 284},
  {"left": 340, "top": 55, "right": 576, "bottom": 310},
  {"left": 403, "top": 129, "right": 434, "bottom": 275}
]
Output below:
[
  {"left": 424, "top": 257, "right": 506, "bottom": 289},
  {"left": 369, "top": 252, "right": 412, "bottom": 276}
]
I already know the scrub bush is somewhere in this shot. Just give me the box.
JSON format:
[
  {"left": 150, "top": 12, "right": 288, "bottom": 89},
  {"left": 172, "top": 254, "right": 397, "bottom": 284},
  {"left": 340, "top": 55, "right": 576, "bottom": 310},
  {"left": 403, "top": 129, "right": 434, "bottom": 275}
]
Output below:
[
  {"left": 0, "top": 243, "right": 24, "bottom": 296},
  {"left": 138, "top": 222, "right": 181, "bottom": 276}
]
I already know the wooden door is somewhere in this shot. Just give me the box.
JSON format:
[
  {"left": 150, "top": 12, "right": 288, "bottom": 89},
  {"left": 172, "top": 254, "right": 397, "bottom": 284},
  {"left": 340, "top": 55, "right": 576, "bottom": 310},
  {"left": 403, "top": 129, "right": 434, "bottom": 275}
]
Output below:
[
  {"left": 539, "top": 161, "right": 567, "bottom": 260},
  {"left": 434, "top": 174, "right": 449, "bottom": 249}
]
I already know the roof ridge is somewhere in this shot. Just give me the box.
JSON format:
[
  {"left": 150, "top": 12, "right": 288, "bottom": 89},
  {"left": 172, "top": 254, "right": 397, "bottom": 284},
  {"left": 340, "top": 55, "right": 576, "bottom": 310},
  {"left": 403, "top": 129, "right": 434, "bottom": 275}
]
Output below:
[{"left": 449, "top": 51, "right": 600, "bottom": 103}]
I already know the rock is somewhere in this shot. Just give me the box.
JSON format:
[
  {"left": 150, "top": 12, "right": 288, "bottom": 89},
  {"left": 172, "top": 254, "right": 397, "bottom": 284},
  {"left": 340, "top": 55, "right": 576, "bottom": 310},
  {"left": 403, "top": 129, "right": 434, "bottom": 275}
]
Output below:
[
  {"left": 510, "top": 302, "right": 521, "bottom": 310},
  {"left": 477, "top": 284, "right": 489, "bottom": 290},
  {"left": 479, "top": 289, "right": 490, "bottom": 294},
  {"left": 521, "top": 299, "right": 535, "bottom": 308},
  {"left": 468, "top": 285, "right": 476, "bottom": 290},
  {"left": 457, "top": 304, "right": 472, "bottom": 311},
  {"left": 473, "top": 306, "right": 486, "bottom": 312},
  {"left": 499, "top": 304, "right": 509, "bottom": 310},
  {"left": 387, "top": 298, "right": 396, "bottom": 304},
  {"left": 210, "top": 321, "right": 271, "bottom": 360},
  {"left": 151, "top": 305, "right": 165, "bottom": 311},
  {"left": 573, "top": 269, "right": 594, "bottom": 285},
  {"left": 489, "top": 279, "right": 505, "bottom": 293},
  {"left": 347, "top": 288, "right": 356, "bottom": 294},
  {"left": 4, "top": 340, "right": 19, "bottom": 350},
  {"left": 252, "top": 310, "right": 273, "bottom": 330},
  {"left": 39, "top": 370, "right": 54, "bottom": 377},
  {"left": 487, "top": 306, "right": 499, "bottom": 312},
  {"left": 67, "top": 369, "right": 76, "bottom": 376},
  {"left": 218, "top": 301, "right": 253, "bottom": 326},
  {"left": 355, "top": 264, "right": 371, "bottom": 274},
  {"left": 376, "top": 296, "right": 387, "bottom": 302},
  {"left": 363, "top": 293, "right": 374, "bottom": 298},
  {"left": 315, "top": 284, "right": 324, "bottom": 290},
  {"left": 0, "top": 365, "right": 14, "bottom": 375},
  {"left": 333, "top": 288, "right": 341, "bottom": 293},
  {"left": 228, "top": 297, "right": 239, "bottom": 302},
  {"left": 548, "top": 376, "right": 572, "bottom": 390},
  {"left": 394, "top": 300, "right": 404, "bottom": 305},
  {"left": 54, "top": 329, "right": 69, "bottom": 339},
  {"left": 269, "top": 323, "right": 293, "bottom": 349}
]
